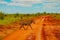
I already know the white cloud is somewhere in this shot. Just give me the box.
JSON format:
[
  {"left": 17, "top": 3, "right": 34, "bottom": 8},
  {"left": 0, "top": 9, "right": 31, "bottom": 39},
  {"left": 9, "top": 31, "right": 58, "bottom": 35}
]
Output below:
[
  {"left": 11, "top": 0, "right": 42, "bottom": 2},
  {"left": 0, "top": 1, "right": 31, "bottom": 7},
  {"left": 43, "top": 3, "right": 60, "bottom": 13},
  {"left": 0, "top": 0, "right": 43, "bottom": 7},
  {"left": 9, "top": 0, "right": 43, "bottom": 7},
  {"left": 44, "top": 0, "right": 60, "bottom": 2},
  {"left": 43, "top": 3, "right": 58, "bottom": 8},
  {"left": 0, "top": 1, "right": 7, "bottom": 4},
  {"left": 0, "top": 0, "right": 60, "bottom": 7},
  {"left": 7, "top": 2, "right": 32, "bottom": 7}
]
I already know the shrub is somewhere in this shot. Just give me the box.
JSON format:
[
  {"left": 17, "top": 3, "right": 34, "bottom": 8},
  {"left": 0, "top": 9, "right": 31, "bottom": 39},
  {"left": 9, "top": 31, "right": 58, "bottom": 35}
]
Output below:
[{"left": 0, "top": 16, "right": 4, "bottom": 20}]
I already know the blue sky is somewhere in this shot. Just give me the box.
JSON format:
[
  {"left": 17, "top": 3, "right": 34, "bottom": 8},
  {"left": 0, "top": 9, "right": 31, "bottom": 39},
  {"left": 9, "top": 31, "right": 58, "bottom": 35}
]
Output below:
[{"left": 0, "top": 0, "right": 60, "bottom": 14}]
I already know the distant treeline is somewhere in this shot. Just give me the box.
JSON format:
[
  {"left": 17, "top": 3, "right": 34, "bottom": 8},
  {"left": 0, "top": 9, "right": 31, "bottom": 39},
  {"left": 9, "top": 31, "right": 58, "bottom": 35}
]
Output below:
[
  {"left": 0, "top": 11, "right": 60, "bottom": 20},
  {"left": 0, "top": 12, "right": 60, "bottom": 15},
  {"left": 0, "top": 11, "right": 60, "bottom": 25}
]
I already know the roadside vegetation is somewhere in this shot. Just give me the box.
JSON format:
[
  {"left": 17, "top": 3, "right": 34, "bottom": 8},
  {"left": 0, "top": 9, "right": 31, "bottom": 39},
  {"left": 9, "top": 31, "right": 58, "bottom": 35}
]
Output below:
[{"left": 0, "top": 12, "right": 60, "bottom": 25}]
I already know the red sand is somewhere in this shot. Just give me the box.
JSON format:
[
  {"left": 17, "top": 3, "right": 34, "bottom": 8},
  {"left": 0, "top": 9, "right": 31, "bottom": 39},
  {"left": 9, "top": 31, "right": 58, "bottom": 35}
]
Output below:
[{"left": 2, "top": 15, "right": 60, "bottom": 40}]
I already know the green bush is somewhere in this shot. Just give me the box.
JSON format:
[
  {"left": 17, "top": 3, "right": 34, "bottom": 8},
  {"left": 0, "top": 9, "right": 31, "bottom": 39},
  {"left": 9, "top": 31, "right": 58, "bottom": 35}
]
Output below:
[{"left": 0, "top": 16, "right": 4, "bottom": 20}]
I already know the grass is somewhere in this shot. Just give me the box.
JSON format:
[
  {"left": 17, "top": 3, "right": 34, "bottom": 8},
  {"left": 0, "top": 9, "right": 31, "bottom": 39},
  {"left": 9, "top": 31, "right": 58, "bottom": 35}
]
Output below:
[{"left": 0, "top": 12, "right": 60, "bottom": 25}]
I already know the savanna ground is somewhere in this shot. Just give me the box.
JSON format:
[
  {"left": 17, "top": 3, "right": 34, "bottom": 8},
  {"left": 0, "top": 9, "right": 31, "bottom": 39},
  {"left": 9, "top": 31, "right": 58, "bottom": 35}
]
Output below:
[{"left": 0, "top": 12, "right": 60, "bottom": 40}]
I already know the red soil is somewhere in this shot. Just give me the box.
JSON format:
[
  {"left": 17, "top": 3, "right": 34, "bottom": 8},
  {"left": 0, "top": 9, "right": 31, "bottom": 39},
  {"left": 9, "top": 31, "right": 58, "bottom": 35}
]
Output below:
[{"left": 2, "top": 15, "right": 60, "bottom": 40}]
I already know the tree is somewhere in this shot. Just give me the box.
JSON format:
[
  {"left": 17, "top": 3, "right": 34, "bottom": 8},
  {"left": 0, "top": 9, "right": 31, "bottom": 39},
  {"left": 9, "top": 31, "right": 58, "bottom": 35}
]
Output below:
[
  {"left": 16, "top": 13, "right": 19, "bottom": 16},
  {"left": 47, "top": 13, "right": 50, "bottom": 15},
  {"left": 43, "top": 12, "right": 46, "bottom": 15},
  {"left": 4, "top": 14, "right": 7, "bottom": 16},
  {"left": 36, "top": 12, "right": 41, "bottom": 16},
  {"left": 26, "top": 14, "right": 30, "bottom": 16},
  {"left": 0, "top": 16, "right": 4, "bottom": 20},
  {"left": 0, "top": 12, "right": 4, "bottom": 20}
]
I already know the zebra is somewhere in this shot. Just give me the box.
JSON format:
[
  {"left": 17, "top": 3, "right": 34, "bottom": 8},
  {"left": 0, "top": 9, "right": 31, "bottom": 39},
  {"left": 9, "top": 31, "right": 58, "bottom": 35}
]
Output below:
[{"left": 19, "top": 20, "right": 35, "bottom": 30}]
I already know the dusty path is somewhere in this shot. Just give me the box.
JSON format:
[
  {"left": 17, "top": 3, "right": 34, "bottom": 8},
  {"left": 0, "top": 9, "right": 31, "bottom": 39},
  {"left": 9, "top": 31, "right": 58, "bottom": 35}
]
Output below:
[
  {"left": 2, "top": 16, "right": 45, "bottom": 40},
  {"left": 3, "top": 15, "right": 60, "bottom": 40}
]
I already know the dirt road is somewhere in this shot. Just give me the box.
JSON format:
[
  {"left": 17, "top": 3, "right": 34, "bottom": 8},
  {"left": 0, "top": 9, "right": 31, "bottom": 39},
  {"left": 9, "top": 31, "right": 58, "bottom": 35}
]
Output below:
[
  {"left": 2, "top": 16, "right": 45, "bottom": 40},
  {"left": 2, "top": 16, "right": 60, "bottom": 40}
]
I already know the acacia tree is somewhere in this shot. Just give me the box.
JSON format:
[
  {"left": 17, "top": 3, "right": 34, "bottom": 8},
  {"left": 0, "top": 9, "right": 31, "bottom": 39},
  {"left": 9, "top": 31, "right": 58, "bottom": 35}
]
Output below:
[
  {"left": 14, "top": 13, "right": 19, "bottom": 18},
  {"left": 36, "top": 12, "right": 41, "bottom": 16},
  {"left": 16, "top": 13, "right": 19, "bottom": 16},
  {"left": 43, "top": 12, "right": 46, "bottom": 15},
  {"left": 0, "top": 12, "right": 4, "bottom": 20},
  {"left": 0, "top": 16, "right": 4, "bottom": 20}
]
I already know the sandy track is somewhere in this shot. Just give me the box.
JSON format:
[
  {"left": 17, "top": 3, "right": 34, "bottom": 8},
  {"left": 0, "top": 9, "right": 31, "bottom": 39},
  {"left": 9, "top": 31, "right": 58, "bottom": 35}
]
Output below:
[
  {"left": 2, "top": 15, "right": 60, "bottom": 40},
  {"left": 2, "top": 16, "right": 45, "bottom": 40}
]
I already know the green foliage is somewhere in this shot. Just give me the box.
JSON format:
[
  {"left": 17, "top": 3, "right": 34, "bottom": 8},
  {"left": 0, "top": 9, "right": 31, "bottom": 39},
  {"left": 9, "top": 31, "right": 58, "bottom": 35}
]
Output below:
[
  {"left": 16, "top": 13, "right": 19, "bottom": 16},
  {"left": 0, "top": 11, "right": 60, "bottom": 25},
  {"left": 14, "top": 16, "right": 17, "bottom": 18},
  {"left": 42, "top": 12, "right": 47, "bottom": 15},
  {"left": 37, "top": 12, "right": 40, "bottom": 15},
  {"left": 0, "top": 16, "right": 4, "bottom": 20},
  {"left": 0, "top": 12, "right": 4, "bottom": 15},
  {"left": 4, "top": 15, "right": 7, "bottom": 16}
]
